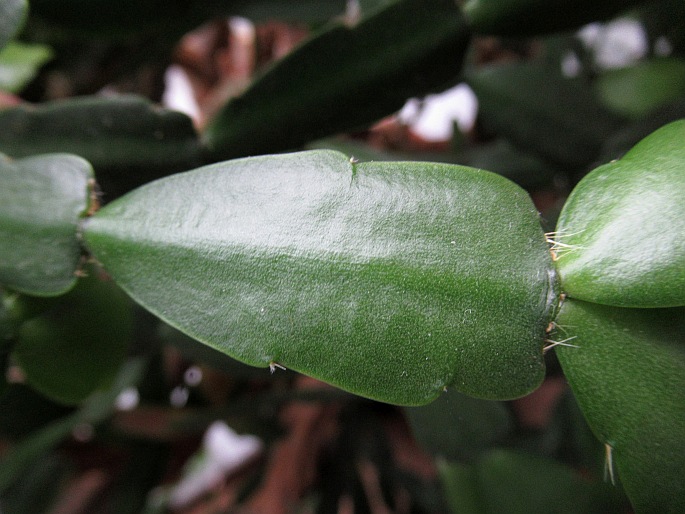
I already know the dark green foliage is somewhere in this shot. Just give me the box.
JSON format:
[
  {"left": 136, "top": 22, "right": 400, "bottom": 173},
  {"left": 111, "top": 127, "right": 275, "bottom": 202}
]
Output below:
[
  {"left": 0, "top": 96, "right": 202, "bottom": 197},
  {"left": 464, "top": 0, "right": 648, "bottom": 36},
  {"left": 556, "top": 301, "right": 685, "bottom": 513},
  {"left": 203, "top": 0, "right": 471, "bottom": 159},
  {"left": 466, "top": 62, "right": 624, "bottom": 168}
]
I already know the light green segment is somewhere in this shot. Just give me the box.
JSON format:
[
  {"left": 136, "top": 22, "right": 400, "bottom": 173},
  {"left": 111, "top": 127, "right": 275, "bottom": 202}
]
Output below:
[
  {"left": 555, "top": 119, "right": 685, "bottom": 307},
  {"left": 0, "top": 41, "right": 54, "bottom": 93},
  {"left": 0, "top": 153, "right": 93, "bottom": 296}
]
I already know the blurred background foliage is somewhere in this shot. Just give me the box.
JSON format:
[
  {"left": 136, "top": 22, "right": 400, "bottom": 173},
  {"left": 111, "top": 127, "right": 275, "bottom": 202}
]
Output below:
[{"left": 1, "top": 0, "right": 684, "bottom": 512}]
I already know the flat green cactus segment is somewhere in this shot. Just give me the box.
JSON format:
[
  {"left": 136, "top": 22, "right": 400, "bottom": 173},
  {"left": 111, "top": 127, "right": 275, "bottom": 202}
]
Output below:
[
  {"left": 0, "top": 153, "right": 93, "bottom": 296},
  {"left": 0, "top": 96, "right": 201, "bottom": 197},
  {"left": 83, "top": 150, "right": 556, "bottom": 405},
  {"left": 554, "top": 119, "right": 685, "bottom": 307},
  {"left": 555, "top": 299, "right": 685, "bottom": 514}
]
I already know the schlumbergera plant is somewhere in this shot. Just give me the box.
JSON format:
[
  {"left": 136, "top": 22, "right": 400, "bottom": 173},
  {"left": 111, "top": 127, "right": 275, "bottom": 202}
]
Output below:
[{"left": 1, "top": 0, "right": 684, "bottom": 513}]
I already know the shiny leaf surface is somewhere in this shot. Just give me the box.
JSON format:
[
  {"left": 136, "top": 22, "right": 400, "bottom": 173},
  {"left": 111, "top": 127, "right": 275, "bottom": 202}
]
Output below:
[
  {"left": 555, "top": 120, "right": 685, "bottom": 307},
  {"left": 555, "top": 299, "right": 685, "bottom": 514},
  {"left": 83, "top": 150, "right": 556, "bottom": 405},
  {"left": 0, "top": 153, "right": 93, "bottom": 296}
]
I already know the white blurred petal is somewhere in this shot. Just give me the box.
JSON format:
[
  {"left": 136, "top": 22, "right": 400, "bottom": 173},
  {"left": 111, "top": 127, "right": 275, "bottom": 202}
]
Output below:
[
  {"left": 168, "top": 422, "right": 263, "bottom": 509},
  {"left": 162, "top": 65, "right": 201, "bottom": 123},
  {"left": 398, "top": 83, "right": 478, "bottom": 141}
]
